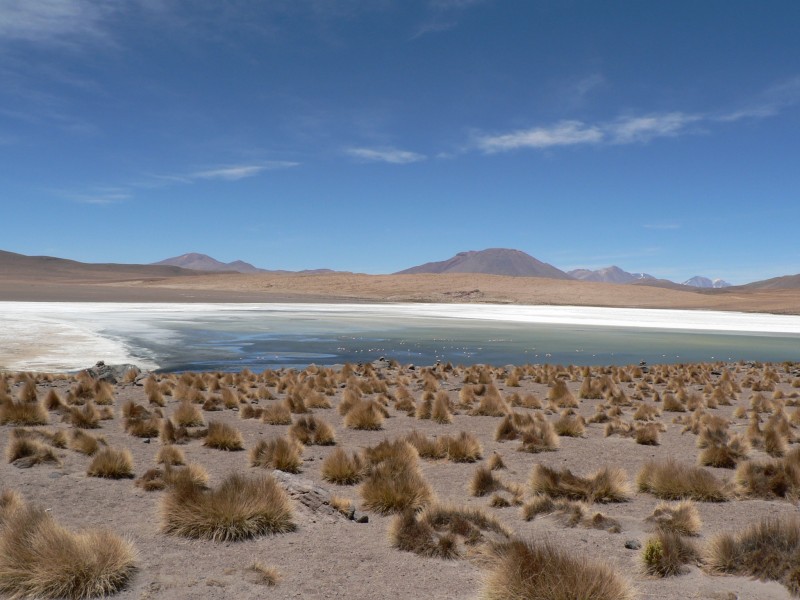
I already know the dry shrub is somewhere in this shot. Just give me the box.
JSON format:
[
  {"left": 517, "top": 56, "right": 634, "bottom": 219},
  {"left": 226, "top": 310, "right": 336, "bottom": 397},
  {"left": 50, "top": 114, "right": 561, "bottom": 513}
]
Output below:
[
  {"left": 490, "top": 494, "right": 511, "bottom": 508},
  {"left": 705, "top": 516, "right": 800, "bottom": 596},
  {"left": 406, "top": 431, "right": 446, "bottom": 459},
  {"left": 431, "top": 391, "right": 453, "bottom": 424},
  {"left": 203, "top": 421, "right": 244, "bottom": 451},
  {"left": 135, "top": 464, "right": 208, "bottom": 491},
  {"left": 389, "top": 504, "right": 511, "bottom": 559},
  {"left": 553, "top": 412, "right": 585, "bottom": 437},
  {"left": 635, "top": 423, "right": 661, "bottom": 446},
  {"left": 283, "top": 393, "right": 308, "bottom": 414},
  {"left": 470, "top": 389, "right": 510, "bottom": 417},
  {"left": 360, "top": 440, "right": 433, "bottom": 514},
  {"left": 262, "top": 403, "right": 292, "bottom": 425},
  {"left": 637, "top": 460, "right": 727, "bottom": 502},
  {"left": 343, "top": 399, "right": 385, "bottom": 430},
  {"left": 173, "top": 401, "right": 205, "bottom": 427},
  {"left": 0, "top": 397, "right": 48, "bottom": 426},
  {"left": 734, "top": 458, "right": 800, "bottom": 499},
  {"left": 765, "top": 425, "right": 788, "bottom": 458},
  {"left": 547, "top": 379, "right": 578, "bottom": 408},
  {"left": 516, "top": 415, "right": 560, "bottom": 453},
  {"left": 247, "top": 563, "right": 281, "bottom": 586},
  {"left": 522, "top": 495, "right": 621, "bottom": 533},
  {"left": 443, "top": 431, "right": 483, "bottom": 463},
  {"left": 288, "top": 415, "right": 336, "bottom": 446},
  {"left": 11, "top": 427, "right": 66, "bottom": 448},
  {"left": 698, "top": 434, "right": 749, "bottom": 469},
  {"left": 487, "top": 452, "right": 505, "bottom": 471},
  {"left": 5, "top": 437, "right": 60, "bottom": 467},
  {"left": 642, "top": 531, "right": 698, "bottom": 576},
  {"left": 250, "top": 437, "right": 303, "bottom": 473},
  {"left": 93, "top": 381, "right": 115, "bottom": 406},
  {"left": 0, "top": 501, "right": 136, "bottom": 599},
  {"left": 87, "top": 447, "right": 134, "bottom": 479},
  {"left": 481, "top": 539, "right": 633, "bottom": 600},
  {"left": 472, "top": 466, "right": 504, "bottom": 497},
  {"left": 161, "top": 473, "right": 295, "bottom": 541},
  {"left": 156, "top": 445, "right": 185, "bottom": 466},
  {"left": 662, "top": 393, "right": 686, "bottom": 412},
  {"left": 68, "top": 402, "right": 100, "bottom": 429},
  {"left": 321, "top": 448, "right": 364, "bottom": 485},
  {"left": 633, "top": 403, "right": 660, "bottom": 421},
  {"left": 43, "top": 389, "right": 64, "bottom": 411},
  {"left": 646, "top": 500, "right": 701, "bottom": 536},
  {"left": 530, "top": 464, "right": 630, "bottom": 503},
  {"left": 68, "top": 430, "right": 106, "bottom": 456}
]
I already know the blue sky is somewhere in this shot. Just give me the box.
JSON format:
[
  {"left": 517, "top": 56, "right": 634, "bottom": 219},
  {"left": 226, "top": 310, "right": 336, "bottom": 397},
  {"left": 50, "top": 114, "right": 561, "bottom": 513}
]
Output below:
[{"left": 1, "top": 1, "right": 799, "bottom": 284}]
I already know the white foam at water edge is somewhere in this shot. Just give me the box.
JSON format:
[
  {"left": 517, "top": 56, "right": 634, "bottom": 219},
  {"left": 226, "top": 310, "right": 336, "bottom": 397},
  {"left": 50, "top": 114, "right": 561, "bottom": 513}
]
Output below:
[{"left": 1, "top": 301, "right": 799, "bottom": 372}]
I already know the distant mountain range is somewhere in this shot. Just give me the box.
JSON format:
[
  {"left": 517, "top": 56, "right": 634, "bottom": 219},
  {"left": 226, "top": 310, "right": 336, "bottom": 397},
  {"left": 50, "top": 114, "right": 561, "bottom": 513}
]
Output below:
[
  {"left": 153, "top": 253, "right": 334, "bottom": 275},
  {"left": 153, "top": 253, "right": 263, "bottom": 273},
  {"left": 395, "top": 248, "right": 571, "bottom": 279},
  {"left": 569, "top": 266, "right": 655, "bottom": 284},
  {"left": 682, "top": 276, "right": 732, "bottom": 289}
]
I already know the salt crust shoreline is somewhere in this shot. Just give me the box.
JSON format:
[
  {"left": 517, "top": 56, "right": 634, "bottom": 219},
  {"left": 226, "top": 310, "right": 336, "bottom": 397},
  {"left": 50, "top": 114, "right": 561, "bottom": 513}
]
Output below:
[{"left": 2, "top": 301, "right": 800, "bottom": 372}]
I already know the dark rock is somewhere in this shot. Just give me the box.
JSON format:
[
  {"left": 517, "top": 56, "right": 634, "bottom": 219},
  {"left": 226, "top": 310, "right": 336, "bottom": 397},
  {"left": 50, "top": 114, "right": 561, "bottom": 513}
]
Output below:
[
  {"left": 625, "top": 540, "right": 642, "bottom": 550},
  {"left": 356, "top": 515, "right": 369, "bottom": 524},
  {"left": 81, "top": 362, "right": 142, "bottom": 384}
]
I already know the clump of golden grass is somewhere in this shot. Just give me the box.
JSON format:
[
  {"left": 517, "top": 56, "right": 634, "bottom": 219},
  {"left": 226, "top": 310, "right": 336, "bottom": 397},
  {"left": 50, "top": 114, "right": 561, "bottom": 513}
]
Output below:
[
  {"left": 443, "top": 431, "right": 483, "bottom": 462},
  {"left": 633, "top": 403, "right": 661, "bottom": 421},
  {"left": 522, "top": 495, "right": 621, "bottom": 533},
  {"left": 135, "top": 464, "right": 209, "bottom": 491},
  {"left": 93, "top": 381, "right": 115, "bottom": 406},
  {"left": 87, "top": 447, "right": 134, "bottom": 479},
  {"left": 172, "top": 400, "right": 205, "bottom": 427},
  {"left": 161, "top": 473, "right": 295, "bottom": 541},
  {"left": 67, "top": 429, "right": 105, "bottom": 456},
  {"left": 698, "top": 434, "right": 749, "bottom": 469},
  {"left": 390, "top": 504, "right": 511, "bottom": 559},
  {"left": 406, "top": 430, "right": 447, "bottom": 459},
  {"left": 343, "top": 399, "right": 385, "bottom": 430},
  {"left": 637, "top": 459, "right": 727, "bottom": 501},
  {"left": 156, "top": 445, "right": 185, "bottom": 466},
  {"left": 471, "top": 465, "right": 504, "bottom": 497},
  {"left": 662, "top": 392, "right": 686, "bottom": 412},
  {"left": 547, "top": 379, "right": 578, "bottom": 409},
  {"left": 553, "top": 411, "right": 585, "bottom": 437},
  {"left": 247, "top": 563, "right": 281, "bottom": 586},
  {"left": 641, "top": 531, "right": 698, "bottom": 577},
  {"left": 360, "top": 439, "right": 433, "bottom": 514},
  {"left": 11, "top": 427, "right": 66, "bottom": 448},
  {"left": 250, "top": 437, "right": 303, "bottom": 473},
  {"left": 0, "top": 397, "right": 48, "bottom": 426},
  {"left": 705, "top": 516, "right": 800, "bottom": 596},
  {"left": 530, "top": 464, "right": 630, "bottom": 503},
  {"left": 502, "top": 413, "right": 559, "bottom": 453},
  {"left": 288, "top": 415, "right": 336, "bottom": 446},
  {"left": 203, "top": 421, "right": 244, "bottom": 451},
  {"left": 261, "top": 403, "right": 292, "bottom": 425},
  {"left": 431, "top": 391, "right": 453, "bottom": 424},
  {"left": 67, "top": 401, "right": 100, "bottom": 429},
  {"left": 43, "top": 389, "right": 64, "bottom": 411},
  {"left": 0, "top": 499, "right": 136, "bottom": 599},
  {"left": 470, "top": 387, "right": 510, "bottom": 417},
  {"left": 5, "top": 437, "right": 60, "bottom": 467},
  {"left": 634, "top": 422, "right": 662, "bottom": 446},
  {"left": 481, "top": 539, "right": 633, "bottom": 600},
  {"left": 487, "top": 452, "right": 505, "bottom": 471},
  {"left": 645, "top": 500, "right": 701, "bottom": 536},
  {"left": 321, "top": 448, "right": 364, "bottom": 485},
  {"left": 734, "top": 457, "right": 800, "bottom": 499}
]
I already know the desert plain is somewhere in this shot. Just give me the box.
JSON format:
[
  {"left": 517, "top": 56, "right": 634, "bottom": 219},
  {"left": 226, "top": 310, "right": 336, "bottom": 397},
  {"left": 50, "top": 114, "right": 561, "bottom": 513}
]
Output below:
[{"left": 2, "top": 359, "right": 800, "bottom": 599}]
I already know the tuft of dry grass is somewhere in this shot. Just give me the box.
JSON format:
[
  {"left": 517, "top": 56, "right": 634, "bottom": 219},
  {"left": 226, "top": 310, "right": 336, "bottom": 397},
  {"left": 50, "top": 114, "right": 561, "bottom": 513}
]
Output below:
[
  {"left": 443, "top": 431, "right": 483, "bottom": 463},
  {"left": 521, "top": 495, "right": 621, "bottom": 533},
  {"left": 471, "top": 465, "right": 504, "bottom": 497},
  {"left": 288, "top": 415, "right": 336, "bottom": 446},
  {"left": 0, "top": 397, "right": 48, "bottom": 426},
  {"left": 487, "top": 452, "right": 505, "bottom": 471},
  {"left": 480, "top": 539, "right": 633, "bottom": 600},
  {"left": 161, "top": 473, "right": 295, "bottom": 541},
  {"left": 641, "top": 531, "right": 699, "bottom": 577},
  {"left": 68, "top": 402, "right": 100, "bottom": 429},
  {"left": 634, "top": 422, "right": 661, "bottom": 446},
  {"left": 645, "top": 500, "right": 702, "bottom": 536},
  {"left": 0, "top": 500, "right": 136, "bottom": 599},
  {"left": 68, "top": 429, "right": 106, "bottom": 456},
  {"left": 734, "top": 458, "right": 800, "bottom": 499},
  {"left": 87, "top": 447, "right": 134, "bottom": 479},
  {"left": 553, "top": 412, "right": 586, "bottom": 437},
  {"left": 431, "top": 391, "right": 453, "bottom": 424},
  {"left": 530, "top": 464, "right": 630, "bottom": 503},
  {"left": 247, "top": 563, "right": 281, "bottom": 586},
  {"left": 172, "top": 400, "right": 205, "bottom": 427},
  {"left": 5, "top": 437, "right": 60, "bottom": 467},
  {"left": 250, "top": 437, "right": 303, "bottom": 473},
  {"left": 360, "top": 440, "right": 433, "bottom": 514},
  {"left": 637, "top": 459, "right": 727, "bottom": 502},
  {"left": 261, "top": 403, "right": 292, "bottom": 425},
  {"left": 517, "top": 415, "right": 560, "bottom": 453},
  {"left": 390, "top": 503, "right": 511, "bottom": 559},
  {"left": 321, "top": 447, "right": 364, "bottom": 485},
  {"left": 156, "top": 445, "right": 185, "bottom": 466},
  {"left": 705, "top": 516, "right": 800, "bottom": 596},
  {"left": 203, "top": 421, "right": 244, "bottom": 451},
  {"left": 343, "top": 399, "right": 385, "bottom": 430}
]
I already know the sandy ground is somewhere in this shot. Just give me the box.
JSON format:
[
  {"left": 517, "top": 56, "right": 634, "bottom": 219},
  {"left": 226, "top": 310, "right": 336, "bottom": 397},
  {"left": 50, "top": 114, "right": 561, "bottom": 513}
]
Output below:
[
  {"left": 1, "top": 272, "right": 800, "bottom": 314},
  {"left": 2, "top": 362, "right": 800, "bottom": 599}
]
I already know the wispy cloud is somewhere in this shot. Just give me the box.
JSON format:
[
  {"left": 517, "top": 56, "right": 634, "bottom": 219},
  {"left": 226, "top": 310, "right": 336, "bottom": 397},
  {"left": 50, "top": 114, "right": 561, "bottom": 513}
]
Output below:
[
  {"left": 63, "top": 187, "right": 131, "bottom": 205},
  {"left": 476, "top": 121, "right": 604, "bottom": 153},
  {"left": 191, "top": 161, "right": 299, "bottom": 181},
  {"left": 412, "top": 0, "right": 491, "bottom": 39},
  {"left": 346, "top": 147, "right": 426, "bottom": 164},
  {"left": 475, "top": 112, "right": 701, "bottom": 153},
  {"left": 716, "top": 76, "right": 800, "bottom": 122},
  {"left": 0, "top": 0, "right": 114, "bottom": 46}
]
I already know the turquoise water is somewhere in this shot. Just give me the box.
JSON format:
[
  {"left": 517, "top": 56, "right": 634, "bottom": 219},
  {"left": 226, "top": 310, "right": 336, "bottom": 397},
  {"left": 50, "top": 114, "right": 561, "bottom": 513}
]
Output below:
[{"left": 113, "top": 313, "right": 800, "bottom": 372}]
